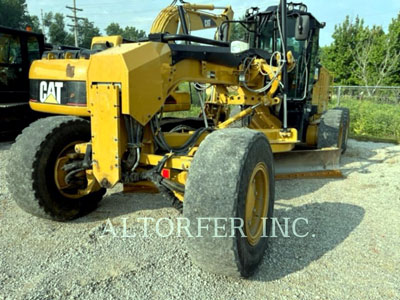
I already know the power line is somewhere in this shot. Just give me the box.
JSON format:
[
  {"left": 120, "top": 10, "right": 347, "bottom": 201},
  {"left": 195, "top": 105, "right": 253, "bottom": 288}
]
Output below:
[{"left": 66, "top": 0, "right": 85, "bottom": 47}]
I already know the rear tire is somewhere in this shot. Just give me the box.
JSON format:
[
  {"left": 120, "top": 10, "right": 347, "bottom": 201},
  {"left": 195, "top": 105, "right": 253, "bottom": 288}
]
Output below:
[
  {"left": 184, "top": 128, "right": 275, "bottom": 278},
  {"left": 317, "top": 109, "right": 344, "bottom": 149},
  {"left": 334, "top": 107, "right": 350, "bottom": 153},
  {"left": 6, "top": 116, "right": 105, "bottom": 221}
]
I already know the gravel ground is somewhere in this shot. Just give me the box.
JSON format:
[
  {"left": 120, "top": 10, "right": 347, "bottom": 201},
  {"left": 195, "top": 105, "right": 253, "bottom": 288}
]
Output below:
[{"left": 0, "top": 139, "right": 399, "bottom": 300}]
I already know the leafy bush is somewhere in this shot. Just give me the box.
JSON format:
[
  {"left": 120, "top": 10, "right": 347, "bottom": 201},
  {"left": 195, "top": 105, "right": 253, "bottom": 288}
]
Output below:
[{"left": 331, "top": 98, "right": 400, "bottom": 141}]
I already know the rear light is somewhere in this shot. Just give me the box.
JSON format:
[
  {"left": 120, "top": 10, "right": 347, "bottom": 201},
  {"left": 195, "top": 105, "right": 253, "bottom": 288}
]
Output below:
[{"left": 161, "top": 168, "right": 171, "bottom": 179}]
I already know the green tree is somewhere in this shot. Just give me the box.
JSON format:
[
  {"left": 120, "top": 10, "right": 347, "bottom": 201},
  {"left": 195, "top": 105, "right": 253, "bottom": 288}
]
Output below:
[
  {"left": 350, "top": 26, "right": 390, "bottom": 93},
  {"left": 44, "top": 12, "right": 101, "bottom": 48},
  {"left": 44, "top": 12, "right": 74, "bottom": 45},
  {"left": 76, "top": 19, "right": 101, "bottom": 48},
  {"left": 26, "top": 15, "right": 42, "bottom": 33},
  {"left": 321, "top": 15, "right": 400, "bottom": 88},
  {"left": 105, "top": 22, "right": 124, "bottom": 36},
  {"left": 105, "top": 23, "right": 146, "bottom": 41},
  {"left": 385, "top": 13, "right": 400, "bottom": 85},
  {"left": 0, "top": 0, "right": 29, "bottom": 29},
  {"left": 321, "top": 16, "right": 367, "bottom": 85},
  {"left": 123, "top": 26, "right": 146, "bottom": 41}
]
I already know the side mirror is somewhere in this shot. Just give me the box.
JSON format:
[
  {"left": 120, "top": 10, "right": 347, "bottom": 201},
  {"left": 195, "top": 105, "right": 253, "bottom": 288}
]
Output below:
[{"left": 295, "top": 15, "right": 310, "bottom": 41}]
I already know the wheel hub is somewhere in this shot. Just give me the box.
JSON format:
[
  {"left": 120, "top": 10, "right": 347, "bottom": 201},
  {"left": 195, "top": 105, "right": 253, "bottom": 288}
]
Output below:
[
  {"left": 54, "top": 141, "right": 86, "bottom": 199},
  {"left": 245, "top": 162, "right": 269, "bottom": 246}
]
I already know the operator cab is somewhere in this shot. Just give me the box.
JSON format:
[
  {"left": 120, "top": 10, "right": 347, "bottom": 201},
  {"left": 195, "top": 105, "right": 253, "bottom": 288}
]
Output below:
[
  {"left": 242, "top": 3, "right": 325, "bottom": 101},
  {"left": 227, "top": 2, "right": 326, "bottom": 141}
]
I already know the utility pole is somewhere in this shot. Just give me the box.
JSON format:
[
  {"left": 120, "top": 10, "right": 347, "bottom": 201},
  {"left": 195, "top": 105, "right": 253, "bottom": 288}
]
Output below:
[
  {"left": 40, "top": 9, "right": 45, "bottom": 35},
  {"left": 66, "top": 0, "right": 84, "bottom": 47}
]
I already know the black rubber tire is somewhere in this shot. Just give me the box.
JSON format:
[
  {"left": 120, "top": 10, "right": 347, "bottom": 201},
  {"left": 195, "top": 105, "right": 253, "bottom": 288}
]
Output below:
[
  {"left": 6, "top": 116, "right": 106, "bottom": 221},
  {"left": 317, "top": 109, "right": 344, "bottom": 149},
  {"left": 334, "top": 107, "right": 350, "bottom": 153},
  {"left": 184, "top": 128, "right": 275, "bottom": 278}
]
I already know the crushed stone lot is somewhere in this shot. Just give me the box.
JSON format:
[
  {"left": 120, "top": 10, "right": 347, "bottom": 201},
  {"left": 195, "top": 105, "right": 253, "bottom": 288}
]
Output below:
[{"left": 0, "top": 139, "right": 399, "bottom": 300}]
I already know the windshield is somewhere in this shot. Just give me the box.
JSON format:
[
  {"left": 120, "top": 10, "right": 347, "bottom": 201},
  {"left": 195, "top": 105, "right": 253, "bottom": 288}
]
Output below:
[
  {"left": 257, "top": 16, "right": 309, "bottom": 99},
  {"left": 259, "top": 17, "right": 305, "bottom": 59}
]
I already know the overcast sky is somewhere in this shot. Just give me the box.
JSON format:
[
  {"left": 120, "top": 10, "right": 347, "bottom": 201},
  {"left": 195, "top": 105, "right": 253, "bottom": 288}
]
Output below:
[{"left": 26, "top": 0, "right": 400, "bottom": 46}]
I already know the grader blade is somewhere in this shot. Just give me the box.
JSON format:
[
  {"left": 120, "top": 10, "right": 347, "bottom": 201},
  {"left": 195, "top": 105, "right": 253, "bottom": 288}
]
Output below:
[{"left": 274, "top": 148, "right": 343, "bottom": 179}]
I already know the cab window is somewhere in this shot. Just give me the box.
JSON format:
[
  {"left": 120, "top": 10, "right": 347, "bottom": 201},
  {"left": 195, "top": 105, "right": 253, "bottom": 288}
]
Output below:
[
  {"left": 27, "top": 36, "right": 40, "bottom": 63},
  {"left": 259, "top": 18, "right": 306, "bottom": 59},
  {"left": 259, "top": 20, "right": 275, "bottom": 53},
  {"left": 0, "top": 33, "right": 22, "bottom": 65},
  {"left": 258, "top": 17, "right": 310, "bottom": 99}
]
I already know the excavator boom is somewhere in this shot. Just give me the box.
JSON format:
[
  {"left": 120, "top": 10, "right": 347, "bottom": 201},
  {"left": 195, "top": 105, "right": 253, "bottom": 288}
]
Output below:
[{"left": 150, "top": 3, "right": 233, "bottom": 38}]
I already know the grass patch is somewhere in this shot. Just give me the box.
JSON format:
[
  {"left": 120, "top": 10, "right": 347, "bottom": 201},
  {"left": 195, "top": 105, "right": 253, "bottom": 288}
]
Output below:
[
  {"left": 330, "top": 98, "right": 400, "bottom": 142},
  {"left": 163, "top": 106, "right": 202, "bottom": 118}
]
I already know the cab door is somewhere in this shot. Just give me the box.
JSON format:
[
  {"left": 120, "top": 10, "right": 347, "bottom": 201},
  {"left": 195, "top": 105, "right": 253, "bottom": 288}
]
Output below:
[{"left": 0, "top": 32, "right": 27, "bottom": 104}]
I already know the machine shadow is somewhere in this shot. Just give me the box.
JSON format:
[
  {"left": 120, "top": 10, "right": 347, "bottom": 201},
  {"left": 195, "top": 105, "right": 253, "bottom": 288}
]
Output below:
[
  {"left": 73, "top": 190, "right": 172, "bottom": 223},
  {"left": 252, "top": 202, "right": 365, "bottom": 282},
  {"left": 274, "top": 139, "right": 400, "bottom": 199},
  {"left": 340, "top": 139, "right": 400, "bottom": 175}
]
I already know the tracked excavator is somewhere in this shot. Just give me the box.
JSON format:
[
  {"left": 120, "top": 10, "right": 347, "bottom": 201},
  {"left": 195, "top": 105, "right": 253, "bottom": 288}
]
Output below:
[{"left": 7, "top": 1, "right": 349, "bottom": 277}]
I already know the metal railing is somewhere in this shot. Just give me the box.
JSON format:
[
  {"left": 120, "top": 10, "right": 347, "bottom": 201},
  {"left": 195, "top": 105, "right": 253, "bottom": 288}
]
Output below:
[{"left": 332, "top": 86, "right": 400, "bottom": 105}]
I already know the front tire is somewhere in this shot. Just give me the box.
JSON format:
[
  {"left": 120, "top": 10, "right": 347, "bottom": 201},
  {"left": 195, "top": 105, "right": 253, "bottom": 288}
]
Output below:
[
  {"left": 184, "top": 128, "right": 275, "bottom": 278},
  {"left": 6, "top": 116, "right": 105, "bottom": 221}
]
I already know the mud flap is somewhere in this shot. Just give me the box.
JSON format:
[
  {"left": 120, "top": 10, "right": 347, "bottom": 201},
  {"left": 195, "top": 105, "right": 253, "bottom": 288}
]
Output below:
[{"left": 274, "top": 148, "right": 343, "bottom": 179}]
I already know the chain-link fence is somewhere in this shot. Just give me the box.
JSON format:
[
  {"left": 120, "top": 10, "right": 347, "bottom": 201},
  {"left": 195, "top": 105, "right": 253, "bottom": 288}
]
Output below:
[
  {"left": 329, "top": 85, "right": 400, "bottom": 141},
  {"left": 331, "top": 86, "right": 400, "bottom": 106}
]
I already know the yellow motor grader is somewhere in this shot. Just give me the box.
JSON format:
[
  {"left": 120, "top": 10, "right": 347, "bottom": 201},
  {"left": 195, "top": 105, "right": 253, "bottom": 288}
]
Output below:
[{"left": 6, "top": 1, "right": 349, "bottom": 277}]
